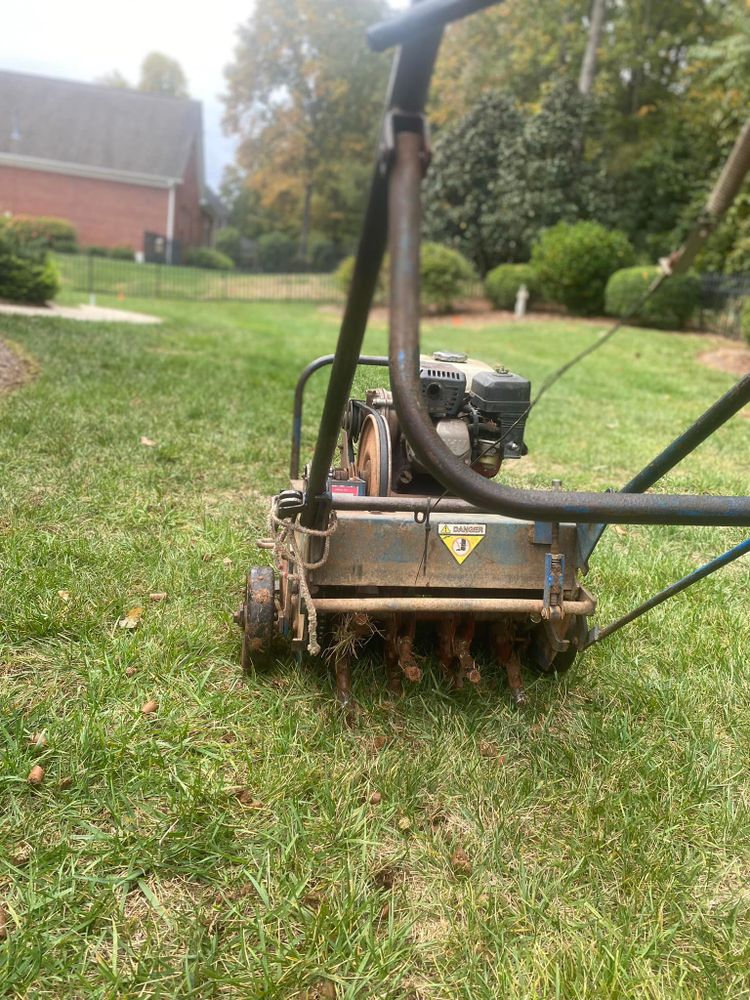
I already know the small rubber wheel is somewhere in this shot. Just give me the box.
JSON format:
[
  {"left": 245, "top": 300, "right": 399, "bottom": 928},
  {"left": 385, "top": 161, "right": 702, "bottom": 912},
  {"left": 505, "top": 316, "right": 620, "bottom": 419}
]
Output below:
[
  {"left": 528, "top": 616, "right": 587, "bottom": 676},
  {"left": 240, "top": 566, "right": 275, "bottom": 672}
]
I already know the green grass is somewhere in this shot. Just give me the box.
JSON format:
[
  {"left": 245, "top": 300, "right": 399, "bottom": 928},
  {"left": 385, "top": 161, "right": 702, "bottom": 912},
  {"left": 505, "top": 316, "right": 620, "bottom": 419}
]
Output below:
[{"left": 1, "top": 299, "right": 749, "bottom": 998}]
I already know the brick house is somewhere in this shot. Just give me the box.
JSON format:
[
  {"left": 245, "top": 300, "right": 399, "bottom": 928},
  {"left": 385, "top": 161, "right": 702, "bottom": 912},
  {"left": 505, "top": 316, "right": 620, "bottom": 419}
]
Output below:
[{"left": 0, "top": 70, "right": 221, "bottom": 260}]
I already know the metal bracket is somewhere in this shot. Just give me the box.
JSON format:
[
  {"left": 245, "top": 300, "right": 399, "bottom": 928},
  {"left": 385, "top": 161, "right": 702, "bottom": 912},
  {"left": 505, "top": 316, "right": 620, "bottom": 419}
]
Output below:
[
  {"left": 380, "top": 110, "right": 431, "bottom": 174},
  {"left": 543, "top": 551, "right": 565, "bottom": 621}
]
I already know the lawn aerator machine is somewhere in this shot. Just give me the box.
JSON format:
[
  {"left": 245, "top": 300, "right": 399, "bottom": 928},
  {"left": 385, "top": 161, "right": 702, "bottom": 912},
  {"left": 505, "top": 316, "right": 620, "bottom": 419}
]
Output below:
[{"left": 235, "top": 0, "right": 750, "bottom": 713}]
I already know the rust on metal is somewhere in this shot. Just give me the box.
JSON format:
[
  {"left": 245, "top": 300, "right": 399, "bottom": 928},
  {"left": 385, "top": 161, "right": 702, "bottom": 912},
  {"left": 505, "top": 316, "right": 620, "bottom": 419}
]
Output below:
[{"left": 311, "top": 595, "right": 595, "bottom": 615}]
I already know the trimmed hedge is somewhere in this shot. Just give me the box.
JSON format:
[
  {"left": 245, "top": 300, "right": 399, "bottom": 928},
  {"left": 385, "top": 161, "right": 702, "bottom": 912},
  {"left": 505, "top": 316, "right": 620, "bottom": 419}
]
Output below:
[
  {"left": 110, "top": 246, "right": 135, "bottom": 261},
  {"left": 183, "top": 247, "right": 235, "bottom": 270},
  {"left": 605, "top": 266, "right": 699, "bottom": 330},
  {"left": 485, "top": 263, "right": 538, "bottom": 310},
  {"left": 531, "top": 221, "right": 635, "bottom": 316},
  {"left": 336, "top": 243, "right": 474, "bottom": 312},
  {"left": 0, "top": 234, "right": 60, "bottom": 303},
  {"left": 335, "top": 254, "right": 388, "bottom": 302},
  {"left": 0, "top": 214, "right": 78, "bottom": 253}
]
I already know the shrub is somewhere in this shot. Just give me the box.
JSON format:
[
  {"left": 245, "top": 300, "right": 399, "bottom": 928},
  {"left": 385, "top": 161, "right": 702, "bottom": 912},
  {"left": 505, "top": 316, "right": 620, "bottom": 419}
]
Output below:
[
  {"left": 423, "top": 82, "right": 613, "bottom": 275},
  {"left": 0, "top": 215, "right": 78, "bottom": 253},
  {"left": 214, "top": 226, "right": 243, "bottom": 266},
  {"left": 0, "top": 234, "right": 60, "bottom": 303},
  {"left": 309, "top": 237, "right": 341, "bottom": 273},
  {"left": 110, "top": 245, "right": 134, "bottom": 261},
  {"left": 485, "top": 263, "right": 539, "bottom": 310},
  {"left": 605, "top": 266, "right": 700, "bottom": 330},
  {"left": 335, "top": 254, "right": 388, "bottom": 302},
  {"left": 531, "top": 221, "right": 635, "bottom": 315},
  {"left": 335, "top": 244, "right": 473, "bottom": 310},
  {"left": 85, "top": 246, "right": 110, "bottom": 258},
  {"left": 420, "top": 242, "right": 476, "bottom": 312},
  {"left": 184, "top": 246, "right": 235, "bottom": 270},
  {"left": 257, "top": 231, "right": 298, "bottom": 273}
]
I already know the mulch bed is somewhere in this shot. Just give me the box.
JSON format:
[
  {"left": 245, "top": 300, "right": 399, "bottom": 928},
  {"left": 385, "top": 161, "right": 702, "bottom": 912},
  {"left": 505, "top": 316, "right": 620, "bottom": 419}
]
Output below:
[{"left": 697, "top": 347, "right": 750, "bottom": 377}]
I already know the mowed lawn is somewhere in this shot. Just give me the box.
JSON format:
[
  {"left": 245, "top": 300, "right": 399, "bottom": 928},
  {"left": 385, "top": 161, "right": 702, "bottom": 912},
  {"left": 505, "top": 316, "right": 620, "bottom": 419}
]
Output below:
[{"left": 1, "top": 299, "right": 749, "bottom": 998}]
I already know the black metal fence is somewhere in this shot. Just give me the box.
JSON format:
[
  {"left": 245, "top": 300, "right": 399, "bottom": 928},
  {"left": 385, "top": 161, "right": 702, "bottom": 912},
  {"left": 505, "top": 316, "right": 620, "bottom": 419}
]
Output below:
[
  {"left": 54, "top": 253, "right": 750, "bottom": 337},
  {"left": 698, "top": 273, "right": 750, "bottom": 339},
  {"left": 54, "top": 253, "right": 346, "bottom": 303}
]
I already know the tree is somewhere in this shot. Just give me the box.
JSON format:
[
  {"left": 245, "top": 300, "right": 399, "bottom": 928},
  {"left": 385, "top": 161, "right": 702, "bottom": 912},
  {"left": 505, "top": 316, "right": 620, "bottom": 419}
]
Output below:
[
  {"left": 223, "top": 0, "right": 389, "bottom": 258},
  {"left": 578, "top": 0, "right": 606, "bottom": 96},
  {"left": 430, "top": 0, "right": 589, "bottom": 126},
  {"left": 95, "top": 70, "right": 130, "bottom": 89},
  {"left": 423, "top": 81, "right": 612, "bottom": 274},
  {"left": 138, "top": 52, "right": 189, "bottom": 98}
]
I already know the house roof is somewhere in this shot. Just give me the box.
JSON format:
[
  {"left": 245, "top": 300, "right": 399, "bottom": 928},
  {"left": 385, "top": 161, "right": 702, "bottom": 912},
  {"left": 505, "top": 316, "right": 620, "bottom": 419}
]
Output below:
[{"left": 0, "top": 69, "right": 204, "bottom": 188}]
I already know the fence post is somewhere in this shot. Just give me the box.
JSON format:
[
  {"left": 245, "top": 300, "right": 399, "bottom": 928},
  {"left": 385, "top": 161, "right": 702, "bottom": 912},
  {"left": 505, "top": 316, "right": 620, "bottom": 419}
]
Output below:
[{"left": 155, "top": 264, "right": 161, "bottom": 299}]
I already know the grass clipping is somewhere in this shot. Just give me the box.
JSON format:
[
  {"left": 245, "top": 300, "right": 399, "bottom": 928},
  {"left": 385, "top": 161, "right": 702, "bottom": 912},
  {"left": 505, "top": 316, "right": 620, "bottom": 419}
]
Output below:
[{"left": 324, "top": 613, "right": 381, "bottom": 663}]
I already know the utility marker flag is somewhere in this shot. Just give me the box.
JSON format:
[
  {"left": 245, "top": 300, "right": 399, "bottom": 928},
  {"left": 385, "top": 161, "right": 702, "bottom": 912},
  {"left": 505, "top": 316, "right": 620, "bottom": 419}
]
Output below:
[{"left": 438, "top": 523, "right": 486, "bottom": 564}]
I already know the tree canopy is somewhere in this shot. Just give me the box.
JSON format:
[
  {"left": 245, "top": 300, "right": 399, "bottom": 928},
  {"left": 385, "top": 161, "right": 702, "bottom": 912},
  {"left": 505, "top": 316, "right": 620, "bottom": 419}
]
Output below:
[
  {"left": 223, "top": 0, "right": 390, "bottom": 258},
  {"left": 95, "top": 53, "right": 189, "bottom": 99},
  {"left": 220, "top": 0, "right": 750, "bottom": 274},
  {"left": 138, "top": 52, "right": 189, "bottom": 98}
]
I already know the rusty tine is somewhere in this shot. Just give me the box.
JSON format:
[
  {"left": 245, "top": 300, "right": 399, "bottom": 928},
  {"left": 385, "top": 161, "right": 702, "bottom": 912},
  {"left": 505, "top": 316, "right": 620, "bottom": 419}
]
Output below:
[
  {"left": 398, "top": 632, "right": 422, "bottom": 683},
  {"left": 385, "top": 618, "right": 403, "bottom": 695}
]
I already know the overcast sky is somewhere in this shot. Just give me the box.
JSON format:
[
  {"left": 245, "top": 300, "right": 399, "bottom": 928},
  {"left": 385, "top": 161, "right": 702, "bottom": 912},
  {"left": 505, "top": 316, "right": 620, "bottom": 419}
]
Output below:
[{"left": 1, "top": 0, "right": 408, "bottom": 191}]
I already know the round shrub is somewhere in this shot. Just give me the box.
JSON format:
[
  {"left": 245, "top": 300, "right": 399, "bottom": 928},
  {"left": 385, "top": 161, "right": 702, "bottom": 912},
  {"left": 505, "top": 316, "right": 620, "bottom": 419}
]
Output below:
[
  {"left": 420, "top": 242, "right": 476, "bottom": 312},
  {"left": 605, "top": 266, "right": 700, "bottom": 330},
  {"left": 1, "top": 215, "right": 78, "bottom": 253},
  {"left": 531, "top": 221, "right": 635, "bottom": 316},
  {"left": 485, "top": 263, "right": 538, "bottom": 310},
  {"left": 338, "top": 244, "right": 474, "bottom": 311},
  {"left": 184, "top": 247, "right": 235, "bottom": 270},
  {"left": 335, "top": 254, "right": 388, "bottom": 302},
  {"left": 0, "top": 236, "right": 60, "bottom": 303},
  {"left": 257, "top": 231, "right": 298, "bottom": 273}
]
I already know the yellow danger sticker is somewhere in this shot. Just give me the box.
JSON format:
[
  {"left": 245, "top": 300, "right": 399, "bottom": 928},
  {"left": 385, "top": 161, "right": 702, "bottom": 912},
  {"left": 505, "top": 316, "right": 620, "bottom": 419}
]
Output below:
[{"left": 438, "top": 523, "right": 486, "bottom": 564}]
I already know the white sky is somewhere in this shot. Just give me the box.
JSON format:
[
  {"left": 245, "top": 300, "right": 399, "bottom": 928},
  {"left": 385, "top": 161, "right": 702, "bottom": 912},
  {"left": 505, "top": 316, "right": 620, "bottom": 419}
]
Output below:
[{"left": 1, "top": 0, "right": 409, "bottom": 190}]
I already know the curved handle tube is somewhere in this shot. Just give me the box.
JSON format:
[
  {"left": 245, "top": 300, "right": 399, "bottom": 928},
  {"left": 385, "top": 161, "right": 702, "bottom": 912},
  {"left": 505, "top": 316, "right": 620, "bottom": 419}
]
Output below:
[
  {"left": 387, "top": 130, "right": 750, "bottom": 527},
  {"left": 367, "top": 0, "right": 500, "bottom": 52}
]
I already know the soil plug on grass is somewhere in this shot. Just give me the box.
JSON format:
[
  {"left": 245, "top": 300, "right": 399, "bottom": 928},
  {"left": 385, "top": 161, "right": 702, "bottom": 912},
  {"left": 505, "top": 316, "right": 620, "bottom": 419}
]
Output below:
[
  {"left": 28, "top": 732, "right": 47, "bottom": 749},
  {"left": 0, "top": 905, "right": 8, "bottom": 940},
  {"left": 141, "top": 699, "right": 158, "bottom": 716},
  {"left": 451, "top": 846, "right": 472, "bottom": 876},
  {"left": 27, "top": 765, "right": 45, "bottom": 786}
]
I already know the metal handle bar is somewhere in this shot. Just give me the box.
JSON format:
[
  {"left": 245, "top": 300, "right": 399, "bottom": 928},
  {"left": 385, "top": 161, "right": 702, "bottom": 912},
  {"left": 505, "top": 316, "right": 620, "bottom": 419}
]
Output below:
[
  {"left": 388, "top": 129, "right": 750, "bottom": 527},
  {"left": 367, "top": 0, "right": 501, "bottom": 52},
  {"left": 290, "top": 355, "right": 389, "bottom": 479}
]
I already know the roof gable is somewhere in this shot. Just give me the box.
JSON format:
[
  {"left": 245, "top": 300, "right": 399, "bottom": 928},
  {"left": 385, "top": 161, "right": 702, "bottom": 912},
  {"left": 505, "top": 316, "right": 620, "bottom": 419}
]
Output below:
[{"left": 0, "top": 70, "right": 204, "bottom": 185}]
